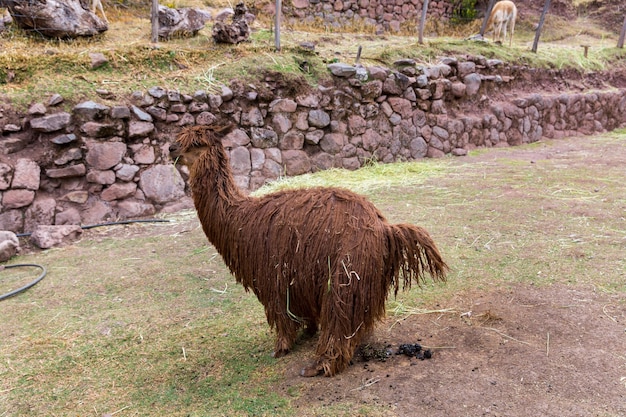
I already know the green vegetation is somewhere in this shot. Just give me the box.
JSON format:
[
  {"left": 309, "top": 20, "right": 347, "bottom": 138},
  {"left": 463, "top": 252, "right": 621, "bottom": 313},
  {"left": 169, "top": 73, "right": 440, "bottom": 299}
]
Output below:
[
  {"left": 0, "top": 0, "right": 624, "bottom": 109},
  {"left": 451, "top": 0, "right": 479, "bottom": 24}
]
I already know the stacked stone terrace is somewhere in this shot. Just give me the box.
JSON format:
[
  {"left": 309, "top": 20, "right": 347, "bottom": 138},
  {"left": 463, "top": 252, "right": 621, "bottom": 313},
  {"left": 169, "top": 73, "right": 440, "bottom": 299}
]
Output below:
[{"left": 0, "top": 55, "right": 625, "bottom": 234}]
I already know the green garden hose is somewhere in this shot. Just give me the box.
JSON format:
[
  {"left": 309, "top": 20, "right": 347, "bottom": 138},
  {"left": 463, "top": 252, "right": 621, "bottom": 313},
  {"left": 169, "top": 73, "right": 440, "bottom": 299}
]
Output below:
[{"left": 0, "top": 263, "right": 47, "bottom": 301}]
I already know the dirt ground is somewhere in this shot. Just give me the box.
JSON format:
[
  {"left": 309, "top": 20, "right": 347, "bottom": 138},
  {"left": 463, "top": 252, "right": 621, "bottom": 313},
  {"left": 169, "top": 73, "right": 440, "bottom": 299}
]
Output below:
[{"left": 280, "top": 283, "right": 625, "bottom": 416}]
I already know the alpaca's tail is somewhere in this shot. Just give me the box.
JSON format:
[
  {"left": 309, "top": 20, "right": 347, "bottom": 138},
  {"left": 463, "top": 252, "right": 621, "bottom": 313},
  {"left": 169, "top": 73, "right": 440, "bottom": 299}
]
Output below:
[{"left": 386, "top": 223, "right": 449, "bottom": 295}]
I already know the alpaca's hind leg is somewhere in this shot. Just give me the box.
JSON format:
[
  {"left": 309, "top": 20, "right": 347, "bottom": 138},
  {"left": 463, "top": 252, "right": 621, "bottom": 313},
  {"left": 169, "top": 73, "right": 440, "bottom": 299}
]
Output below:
[
  {"left": 300, "top": 328, "right": 364, "bottom": 377},
  {"left": 300, "top": 297, "right": 366, "bottom": 377}
]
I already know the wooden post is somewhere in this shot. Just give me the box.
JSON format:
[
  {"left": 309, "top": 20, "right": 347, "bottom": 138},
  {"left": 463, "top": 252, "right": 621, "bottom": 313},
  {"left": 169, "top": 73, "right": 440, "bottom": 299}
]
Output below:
[
  {"left": 618, "top": 15, "right": 626, "bottom": 48},
  {"left": 480, "top": 0, "right": 497, "bottom": 37},
  {"left": 418, "top": 0, "right": 429, "bottom": 45},
  {"left": 580, "top": 45, "right": 589, "bottom": 58},
  {"left": 355, "top": 45, "right": 362, "bottom": 65},
  {"left": 151, "top": 0, "right": 159, "bottom": 43},
  {"left": 275, "top": 0, "right": 281, "bottom": 52},
  {"left": 531, "top": 0, "right": 551, "bottom": 53}
]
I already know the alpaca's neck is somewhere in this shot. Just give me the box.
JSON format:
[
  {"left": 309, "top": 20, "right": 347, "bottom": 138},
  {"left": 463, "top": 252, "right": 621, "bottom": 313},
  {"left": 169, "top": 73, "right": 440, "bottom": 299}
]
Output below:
[{"left": 189, "top": 147, "right": 248, "bottom": 249}]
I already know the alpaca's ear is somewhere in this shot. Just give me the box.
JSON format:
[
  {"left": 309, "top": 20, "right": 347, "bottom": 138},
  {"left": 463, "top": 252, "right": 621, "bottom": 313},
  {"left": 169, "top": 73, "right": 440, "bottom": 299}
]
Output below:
[{"left": 214, "top": 123, "right": 236, "bottom": 137}]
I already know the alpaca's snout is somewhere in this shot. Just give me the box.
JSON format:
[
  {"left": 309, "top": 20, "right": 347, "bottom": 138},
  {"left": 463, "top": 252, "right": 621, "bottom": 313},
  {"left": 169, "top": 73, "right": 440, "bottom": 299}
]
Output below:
[{"left": 169, "top": 143, "right": 180, "bottom": 157}]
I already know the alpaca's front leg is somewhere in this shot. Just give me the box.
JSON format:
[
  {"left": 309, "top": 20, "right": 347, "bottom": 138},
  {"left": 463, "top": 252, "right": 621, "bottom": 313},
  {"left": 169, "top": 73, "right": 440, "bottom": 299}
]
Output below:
[{"left": 495, "top": 22, "right": 503, "bottom": 43}]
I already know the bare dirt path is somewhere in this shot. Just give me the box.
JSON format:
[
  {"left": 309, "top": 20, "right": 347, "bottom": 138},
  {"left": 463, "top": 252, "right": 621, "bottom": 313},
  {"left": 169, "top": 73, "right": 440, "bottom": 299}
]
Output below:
[{"left": 281, "top": 284, "right": 625, "bottom": 416}]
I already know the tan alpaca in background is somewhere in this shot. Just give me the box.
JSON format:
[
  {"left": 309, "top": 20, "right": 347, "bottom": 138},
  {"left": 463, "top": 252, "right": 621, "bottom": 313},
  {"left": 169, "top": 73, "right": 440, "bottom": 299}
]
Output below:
[
  {"left": 486, "top": 0, "right": 517, "bottom": 46},
  {"left": 91, "top": 0, "right": 107, "bottom": 22}
]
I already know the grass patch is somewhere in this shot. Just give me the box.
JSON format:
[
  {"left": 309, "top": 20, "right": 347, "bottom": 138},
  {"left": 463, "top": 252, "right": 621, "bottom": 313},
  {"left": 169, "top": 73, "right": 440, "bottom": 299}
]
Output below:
[{"left": 255, "top": 159, "right": 449, "bottom": 196}]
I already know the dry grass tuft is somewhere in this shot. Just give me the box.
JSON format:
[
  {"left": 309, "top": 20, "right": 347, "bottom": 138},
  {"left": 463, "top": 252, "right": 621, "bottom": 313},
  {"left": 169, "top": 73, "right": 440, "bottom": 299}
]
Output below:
[{"left": 475, "top": 310, "right": 503, "bottom": 325}]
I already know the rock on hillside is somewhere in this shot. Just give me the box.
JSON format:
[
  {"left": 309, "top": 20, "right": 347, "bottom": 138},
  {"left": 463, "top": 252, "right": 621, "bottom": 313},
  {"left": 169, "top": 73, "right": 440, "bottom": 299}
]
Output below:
[{"left": 3, "top": 0, "right": 107, "bottom": 38}]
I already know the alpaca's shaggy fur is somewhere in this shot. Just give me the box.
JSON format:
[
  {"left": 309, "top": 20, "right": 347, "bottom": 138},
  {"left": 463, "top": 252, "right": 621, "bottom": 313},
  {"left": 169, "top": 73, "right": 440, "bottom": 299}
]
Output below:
[{"left": 170, "top": 124, "right": 449, "bottom": 377}]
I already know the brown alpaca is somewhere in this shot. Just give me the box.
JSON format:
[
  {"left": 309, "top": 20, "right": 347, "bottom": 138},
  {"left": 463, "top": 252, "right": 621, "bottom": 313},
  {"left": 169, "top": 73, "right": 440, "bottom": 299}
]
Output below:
[{"left": 169, "top": 124, "right": 449, "bottom": 377}]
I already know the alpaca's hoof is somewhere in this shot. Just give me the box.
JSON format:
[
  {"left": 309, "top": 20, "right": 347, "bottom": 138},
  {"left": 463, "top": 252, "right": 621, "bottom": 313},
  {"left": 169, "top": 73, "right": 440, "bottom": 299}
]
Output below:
[
  {"left": 272, "top": 349, "right": 289, "bottom": 358},
  {"left": 299, "top": 363, "right": 323, "bottom": 377}
]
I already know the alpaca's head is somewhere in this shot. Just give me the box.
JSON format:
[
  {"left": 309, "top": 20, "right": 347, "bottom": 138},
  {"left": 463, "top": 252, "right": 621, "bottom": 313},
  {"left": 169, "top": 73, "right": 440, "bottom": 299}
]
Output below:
[{"left": 169, "top": 124, "right": 235, "bottom": 167}]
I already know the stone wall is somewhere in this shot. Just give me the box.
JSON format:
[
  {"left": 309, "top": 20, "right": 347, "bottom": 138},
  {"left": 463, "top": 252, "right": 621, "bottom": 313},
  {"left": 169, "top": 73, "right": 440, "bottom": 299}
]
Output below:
[
  {"left": 0, "top": 56, "right": 625, "bottom": 234},
  {"left": 284, "top": 0, "right": 460, "bottom": 33}
]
